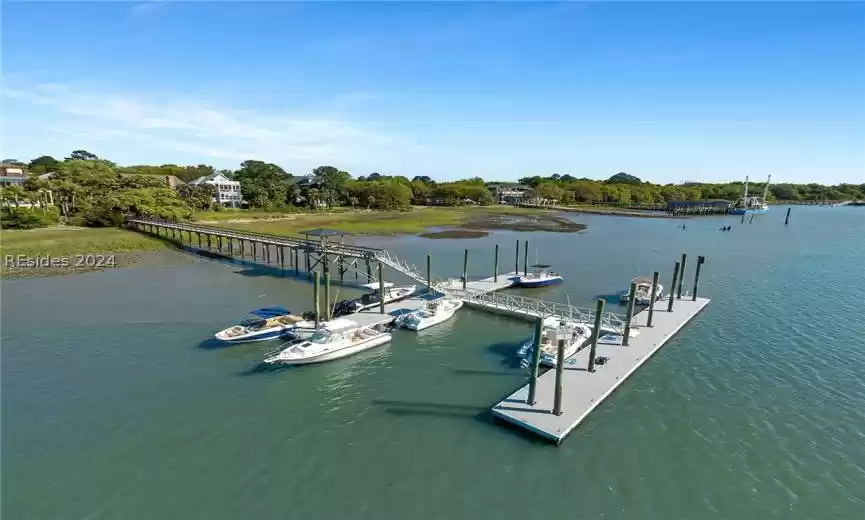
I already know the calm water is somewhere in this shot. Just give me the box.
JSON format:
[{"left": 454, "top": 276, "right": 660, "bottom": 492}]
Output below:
[{"left": 3, "top": 207, "right": 864, "bottom": 519}]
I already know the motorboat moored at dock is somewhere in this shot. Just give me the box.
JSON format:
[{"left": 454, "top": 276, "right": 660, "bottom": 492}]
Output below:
[
  {"left": 350, "top": 282, "right": 417, "bottom": 312},
  {"left": 516, "top": 264, "right": 563, "bottom": 288},
  {"left": 214, "top": 306, "right": 302, "bottom": 343},
  {"left": 518, "top": 317, "right": 592, "bottom": 367},
  {"left": 619, "top": 277, "right": 664, "bottom": 305},
  {"left": 262, "top": 319, "right": 392, "bottom": 365},
  {"left": 395, "top": 298, "right": 463, "bottom": 331}
]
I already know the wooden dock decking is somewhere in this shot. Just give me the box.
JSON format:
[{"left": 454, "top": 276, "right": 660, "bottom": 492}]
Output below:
[{"left": 492, "top": 297, "right": 711, "bottom": 444}]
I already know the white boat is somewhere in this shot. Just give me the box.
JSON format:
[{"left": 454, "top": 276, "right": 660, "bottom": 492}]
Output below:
[
  {"left": 262, "top": 319, "right": 392, "bottom": 365},
  {"left": 395, "top": 298, "right": 463, "bottom": 331},
  {"left": 516, "top": 264, "right": 563, "bottom": 288},
  {"left": 350, "top": 282, "right": 417, "bottom": 312},
  {"left": 214, "top": 306, "right": 304, "bottom": 343},
  {"left": 730, "top": 174, "right": 771, "bottom": 215},
  {"left": 619, "top": 276, "right": 664, "bottom": 305},
  {"left": 518, "top": 317, "right": 592, "bottom": 367}
]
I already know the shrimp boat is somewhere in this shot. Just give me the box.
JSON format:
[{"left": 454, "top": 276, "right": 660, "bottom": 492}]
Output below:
[
  {"left": 619, "top": 276, "right": 664, "bottom": 305},
  {"left": 262, "top": 319, "right": 392, "bottom": 365},
  {"left": 214, "top": 306, "right": 302, "bottom": 343},
  {"left": 730, "top": 174, "right": 771, "bottom": 215},
  {"left": 516, "top": 264, "right": 563, "bottom": 288},
  {"left": 395, "top": 298, "right": 463, "bottom": 331},
  {"left": 517, "top": 317, "right": 592, "bottom": 367}
]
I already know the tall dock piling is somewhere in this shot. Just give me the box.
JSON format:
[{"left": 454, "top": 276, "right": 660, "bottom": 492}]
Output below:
[
  {"left": 785, "top": 207, "right": 791, "bottom": 225},
  {"left": 463, "top": 249, "right": 468, "bottom": 290},
  {"left": 324, "top": 272, "right": 331, "bottom": 321},
  {"left": 426, "top": 254, "right": 432, "bottom": 295},
  {"left": 523, "top": 240, "right": 529, "bottom": 275},
  {"left": 515, "top": 240, "right": 520, "bottom": 274},
  {"left": 692, "top": 256, "right": 705, "bottom": 301},
  {"left": 668, "top": 261, "right": 680, "bottom": 312},
  {"left": 494, "top": 244, "right": 499, "bottom": 282},
  {"left": 677, "top": 253, "right": 687, "bottom": 299},
  {"left": 588, "top": 299, "right": 604, "bottom": 372},
  {"left": 623, "top": 281, "right": 637, "bottom": 345},
  {"left": 526, "top": 316, "right": 544, "bottom": 405},
  {"left": 647, "top": 271, "right": 660, "bottom": 327},
  {"left": 553, "top": 339, "right": 566, "bottom": 416},
  {"left": 313, "top": 271, "right": 320, "bottom": 327},
  {"left": 378, "top": 262, "right": 385, "bottom": 314}
]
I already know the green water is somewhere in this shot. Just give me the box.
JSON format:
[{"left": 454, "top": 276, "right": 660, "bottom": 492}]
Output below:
[{"left": 3, "top": 207, "right": 864, "bottom": 519}]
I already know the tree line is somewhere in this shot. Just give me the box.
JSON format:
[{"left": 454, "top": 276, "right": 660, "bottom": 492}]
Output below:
[{"left": 2, "top": 151, "right": 862, "bottom": 229}]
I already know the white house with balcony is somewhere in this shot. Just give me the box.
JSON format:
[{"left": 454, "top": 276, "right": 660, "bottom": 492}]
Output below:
[{"left": 190, "top": 172, "right": 243, "bottom": 207}]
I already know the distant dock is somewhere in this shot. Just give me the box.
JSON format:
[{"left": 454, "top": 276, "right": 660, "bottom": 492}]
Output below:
[{"left": 492, "top": 296, "right": 710, "bottom": 444}]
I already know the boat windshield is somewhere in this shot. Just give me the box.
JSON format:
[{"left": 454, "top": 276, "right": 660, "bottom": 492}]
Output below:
[
  {"left": 240, "top": 317, "right": 268, "bottom": 329},
  {"left": 308, "top": 329, "right": 336, "bottom": 343}
]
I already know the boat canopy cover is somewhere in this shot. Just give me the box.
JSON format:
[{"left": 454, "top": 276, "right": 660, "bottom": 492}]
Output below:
[
  {"left": 631, "top": 276, "right": 653, "bottom": 284},
  {"left": 321, "top": 318, "right": 360, "bottom": 331},
  {"left": 251, "top": 306, "right": 290, "bottom": 318},
  {"left": 530, "top": 264, "right": 552, "bottom": 269},
  {"left": 362, "top": 281, "right": 395, "bottom": 290}
]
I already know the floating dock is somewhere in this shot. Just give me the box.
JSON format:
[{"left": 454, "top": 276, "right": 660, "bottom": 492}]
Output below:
[{"left": 492, "top": 296, "right": 710, "bottom": 444}]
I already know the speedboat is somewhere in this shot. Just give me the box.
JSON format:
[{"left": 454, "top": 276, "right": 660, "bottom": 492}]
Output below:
[
  {"left": 516, "top": 264, "right": 563, "bottom": 288},
  {"left": 214, "top": 306, "right": 302, "bottom": 343},
  {"left": 730, "top": 174, "right": 771, "bottom": 215},
  {"left": 518, "top": 317, "right": 592, "bottom": 367},
  {"left": 619, "top": 276, "right": 664, "bottom": 305},
  {"left": 395, "top": 298, "right": 463, "bottom": 331},
  {"left": 262, "top": 319, "right": 392, "bottom": 365},
  {"left": 351, "top": 282, "right": 417, "bottom": 311}
]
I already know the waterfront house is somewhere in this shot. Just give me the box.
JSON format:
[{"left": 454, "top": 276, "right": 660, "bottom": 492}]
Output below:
[
  {"left": 487, "top": 183, "right": 533, "bottom": 204},
  {"left": 0, "top": 164, "right": 28, "bottom": 187},
  {"left": 190, "top": 172, "right": 243, "bottom": 207}
]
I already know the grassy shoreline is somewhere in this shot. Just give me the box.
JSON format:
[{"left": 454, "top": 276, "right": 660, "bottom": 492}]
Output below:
[{"left": 0, "top": 206, "right": 574, "bottom": 277}]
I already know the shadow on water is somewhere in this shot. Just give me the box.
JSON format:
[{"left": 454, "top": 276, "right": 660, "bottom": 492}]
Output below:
[
  {"left": 597, "top": 293, "right": 625, "bottom": 305},
  {"left": 371, "top": 398, "right": 491, "bottom": 422},
  {"left": 199, "top": 338, "right": 232, "bottom": 350},
  {"left": 452, "top": 368, "right": 518, "bottom": 377},
  {"left": 486, "top": 340, "right": 528, "bottom": 369}
]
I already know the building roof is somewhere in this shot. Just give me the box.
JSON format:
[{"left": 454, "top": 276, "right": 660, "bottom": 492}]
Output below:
[{"left": 190, "top": 172, "right": 236, "bottom": 185}]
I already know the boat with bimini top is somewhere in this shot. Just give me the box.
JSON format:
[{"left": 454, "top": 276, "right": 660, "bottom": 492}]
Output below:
[
  {"left": 619, "top": 276, "right": 665, "bottom": 305},
  {"left": 395, "top": 297, "right": 463, "bottom": 331},
  {"left": 518, "top": 317, "right": 592, "bottom": 367},
  {"left": 516, "top": 264, "right": 563, "bottom": 288}
]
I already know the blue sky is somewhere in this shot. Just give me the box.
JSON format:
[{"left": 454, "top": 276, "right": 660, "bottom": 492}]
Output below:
[{"left": 3, "top": 1, "right": 864, "bottom": 183}]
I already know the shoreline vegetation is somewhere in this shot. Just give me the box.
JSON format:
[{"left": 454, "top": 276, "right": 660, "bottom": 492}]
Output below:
[{"left": 0, "top": 206, "right": 582, "bottom": 277}]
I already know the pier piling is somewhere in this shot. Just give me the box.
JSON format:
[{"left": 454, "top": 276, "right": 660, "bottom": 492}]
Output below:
[
  {"left": 206, "top": 234, "right": 212, "bottom": 250},
  {"left": 553, "top": 339, "right": 566, "bottom": 416},
  {"left": 588, "top": 299, "right": 604, "bottom": 372},
  {"left": 239, "top": 239, "right": 244, "bottom": 257},
  {"left": 253, "top": 241, "right": 258, "bottom": 260},
  {"left": 266, "top": 244, "right": 271, "bottom": 264},
  {"left": 463, "top": 249, "right": 468, "bottom": 290},
  {"left": 324, "top": 272, "right": 331, "bottom": 321},
  {"left": 313, "top": 271, "right": 320, "bottom": 327},
  {"left": 426, "top": 254, "right": 432, "bottom": 295},
  {"left": 515, "top": 240, "right": 520, "bottom": 274},
  {"left": 623, "top": 281, "right": 637, "bottom": 346},
  {"left": 692, "top": 256, "right": 705, "bottom": 301},
  {"left": 677, "top": 253, "right": 687, "bottom": 299},
  {"left": 647, "top": 271, "right": 660, "bottom": 327},
  {"left": 280, "top": 246, "right": 285, "bottom": 272},
  {"left": 785, "top": 207, "right": 791, "bottom": 225},
  {"left": 668, "top": 261, "right": 680, "bottom": 312},
  {"left": 494, "top": 244, "right": 499, "bottom": 282},
  {"left": 378, "top": 262, "right": 385, "bottom": 314},
  {"left": 294, "top": 248, "right": 300, "bottom": 275},
  {"left": 527, "top": 316, "right": 543, "bottom": 405},
  {"left": 523, "top": 240, "right": 529, "bottom": 275}
]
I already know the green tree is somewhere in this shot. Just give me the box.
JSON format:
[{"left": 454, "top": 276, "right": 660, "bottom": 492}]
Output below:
[
  {"left": 605, "top": 172, "right": 642, "bottom": 185},
  {"left": 27, "top": 155, "right": 60, "bottom": 174},
  {"left": 66, "top": 150, "right": 99, "bottom": 161}
]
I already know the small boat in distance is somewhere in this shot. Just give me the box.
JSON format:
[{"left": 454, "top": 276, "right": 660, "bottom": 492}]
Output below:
[
  {"left": 262, "top": 319, "right": 392, "bottom": 365},
  {"left": 730, "top": 174, "right": 771, "bottom": 215},
  {"left": 214, "top": 306, "right": 301, "bottom": 343},
  {"left": 619, "top": 277, "right": 664, "bottom": 305},
  {"left": 395, "top": 298, "right": 463, "bottom": 331},
  {"left": 518, "top": 317, "right": 592, "bottom": 367},
  {"left": 516, "top": 264, "right": 563, "bottom": 288}
]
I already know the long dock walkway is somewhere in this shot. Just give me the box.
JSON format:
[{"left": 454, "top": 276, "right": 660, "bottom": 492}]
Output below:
[{"left": 492, "top": 296, "right": 710, "bottom": 444}]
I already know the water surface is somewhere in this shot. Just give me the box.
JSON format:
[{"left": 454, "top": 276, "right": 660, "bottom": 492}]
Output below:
[{"left": 3, "top": 207, "right": 864, "bottom": 519}]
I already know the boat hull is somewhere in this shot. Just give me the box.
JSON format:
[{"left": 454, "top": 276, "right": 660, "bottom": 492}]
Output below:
[
  {"left": 401, "top": 302, "right": 462, "bottom": 331},
  {"left": 518, "top": 276, "right": 563, "bottom": 288},
  {"left": 729, "top": 207, "right": 769, "bottom": 215},
  {"left": 264, "top": 334, "right": 392, "bottom": 365},
  {"left": 214, "top": 327, "right": 289, "bottom": 343}
]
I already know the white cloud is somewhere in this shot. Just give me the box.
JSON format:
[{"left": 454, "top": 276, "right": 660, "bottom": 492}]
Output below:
[{"left": 3, "top": 82, "right": 421, "bottom": 170}]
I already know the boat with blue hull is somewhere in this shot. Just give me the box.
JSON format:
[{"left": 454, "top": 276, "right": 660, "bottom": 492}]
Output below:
[
  {"left": 214, "top": 306, "right": 301, "bottom": 343},
  {"left": 730, "top": 174, "right": 771, "bottom": 215},
  {"left": 517, "top": 264, "right": 563, "bottom": 288}
]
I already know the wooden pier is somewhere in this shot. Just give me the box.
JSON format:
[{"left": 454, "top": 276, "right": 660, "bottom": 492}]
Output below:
[{"left": 492, "top": 296, "right": 710, "bottom": 444}]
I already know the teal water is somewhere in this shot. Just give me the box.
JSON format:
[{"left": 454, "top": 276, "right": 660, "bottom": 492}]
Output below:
[{"left": 3, "top": 207, "right": 864, "bottom": 519}]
